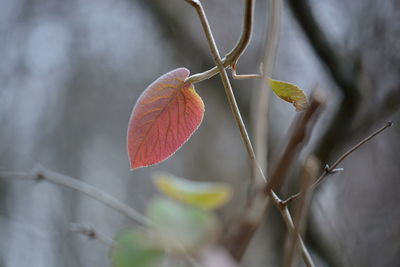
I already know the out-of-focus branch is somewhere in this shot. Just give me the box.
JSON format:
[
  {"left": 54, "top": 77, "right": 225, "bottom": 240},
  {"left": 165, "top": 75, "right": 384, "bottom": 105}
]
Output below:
[
  {"left": 185, "top": 2, "right": 319, "bottom": 265},
  {"left": 223, "top": 93, "right": 323, "bottom": 264},
  {"left": 287, "top": 0, "right": 361, "bottom": 162},
  {"left": 283, "top": 121, "right": 393, "bottom": 205},
  {"left": 0, "top": 166, "right": 152, "bottom": 227},
  {"left": 264, "top": 92, "right": 324, "bottom": 193},
  {"left": 185, "top": 0, "right": 254, "bottom": 84},
  {"left": 252, "top": 0, "right": 283, "bottom": 188},
  {"left": 283, "top": 156, "right": 319, "bottom": 267}
]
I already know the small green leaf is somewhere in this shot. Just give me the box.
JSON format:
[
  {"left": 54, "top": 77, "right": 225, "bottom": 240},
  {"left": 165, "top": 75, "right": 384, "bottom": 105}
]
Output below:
[
  {"left": 268, "top": 78, "right": 308, "bottom": 111},
  {"left": 111, "top": 229, "right": 164, "bottom": 267},
  {"left": 147, "top": 197, "right": 219, "bottom": 252},
  {"left": 152, "top": 172, "right": 233, "bottom": 210}
]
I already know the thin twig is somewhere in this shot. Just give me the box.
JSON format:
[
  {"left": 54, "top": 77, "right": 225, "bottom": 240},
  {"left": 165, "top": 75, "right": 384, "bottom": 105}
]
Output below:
[
  {"left": 287, "top": 0, "right": 360, "bottom": 164},
  {"left": 185, "top": 0, "right": 254, "bottom": 84},
  {"left": 329, "top": 121, "right": 393, "bottom": 171},
  {"left": 283, "top": 121, "right": 393, "bottom": 205},
  {"left": 70, "top": 223, "right": 116, "bottom": 248},
  {"left": 283, "top": 156, "right": 319, "bottom": 267},
  {"left": 0, "top": 166, "right": 152, "bottom": 227},
  {"left": 280, "top": 206, "right": 315, "bottom": 267}
]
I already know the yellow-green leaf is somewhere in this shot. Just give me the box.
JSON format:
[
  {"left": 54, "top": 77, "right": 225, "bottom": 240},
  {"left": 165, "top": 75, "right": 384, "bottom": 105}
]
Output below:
[
  {"left": 152, "top": 172, "right": 233, "bottom": 210},
  {"left": 268, "top": 78, "right": 308, "bottom": 111}
]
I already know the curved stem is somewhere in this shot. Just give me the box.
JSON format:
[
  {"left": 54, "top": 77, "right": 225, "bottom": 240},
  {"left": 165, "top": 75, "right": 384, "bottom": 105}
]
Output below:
[
  {"left": 185, "top": 0, "right": 254, "bottom": 84},
  {"left": 185, "top": 0, "right": 262, "bottom": 185}
]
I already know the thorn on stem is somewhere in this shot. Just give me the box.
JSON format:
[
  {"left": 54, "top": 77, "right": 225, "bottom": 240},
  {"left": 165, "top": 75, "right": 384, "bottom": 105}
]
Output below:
[{"left": 324, "top": 164, "right": 330, "bottom": 172}]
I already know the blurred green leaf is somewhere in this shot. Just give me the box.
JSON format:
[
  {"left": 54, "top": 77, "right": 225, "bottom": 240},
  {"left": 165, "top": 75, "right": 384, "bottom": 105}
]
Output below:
[
  {"left": 111, "top": 229, "right": 164, "bottom": 267},
  {"left": 268, "top": 78, "right": 308, "bottom": 111},
  {"left": 147, "top": 197, "right": 219, "bottom": 252},
  {"left": 153, "top": 172, "right": 233, "bottom": 210}
]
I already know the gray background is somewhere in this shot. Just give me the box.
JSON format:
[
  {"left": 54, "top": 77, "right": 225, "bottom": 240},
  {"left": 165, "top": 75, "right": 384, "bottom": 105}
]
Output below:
[{"left": 0, "top": 0, "right": 399, "bottom": 266}]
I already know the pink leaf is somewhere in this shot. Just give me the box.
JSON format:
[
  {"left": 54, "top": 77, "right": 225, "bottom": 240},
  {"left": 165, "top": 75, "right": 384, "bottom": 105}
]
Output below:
[{"left": 127, "top": 68, "right": 204, "bottom": 169}]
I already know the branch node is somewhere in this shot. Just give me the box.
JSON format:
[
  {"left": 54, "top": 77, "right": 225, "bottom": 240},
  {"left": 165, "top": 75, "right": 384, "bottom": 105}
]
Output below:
[
  {"left": 70, "top": 223, "right": 97, "bottom": 240},
  {"left": 324, "top": 164, "right": 330, "bottom": 172},
  {"left": 35, "top": 172, "right": 45, "bottom": 182}
]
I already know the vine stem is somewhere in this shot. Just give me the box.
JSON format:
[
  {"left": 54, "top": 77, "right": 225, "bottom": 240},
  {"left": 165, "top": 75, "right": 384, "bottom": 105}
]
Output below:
[
  {"left": 184, "top": 1, "right": 315, "bottom": 266},
  {"left": 184, "top": 0, "right": 264, "bottom": 185},
  {"left": 185, "top": 0, "right": 254, "bottom": 84}
]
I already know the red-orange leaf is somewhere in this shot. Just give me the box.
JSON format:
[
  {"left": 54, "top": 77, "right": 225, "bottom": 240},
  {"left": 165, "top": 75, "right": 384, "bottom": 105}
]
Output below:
[{"left": 127, "top": 68, "right": 204, "bottom": 169}]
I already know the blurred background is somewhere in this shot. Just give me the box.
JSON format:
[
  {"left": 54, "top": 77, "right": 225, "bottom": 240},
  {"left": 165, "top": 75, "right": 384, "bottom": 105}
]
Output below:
[{"left": 0, "top": 0, "right": 399, "bottom": 266}]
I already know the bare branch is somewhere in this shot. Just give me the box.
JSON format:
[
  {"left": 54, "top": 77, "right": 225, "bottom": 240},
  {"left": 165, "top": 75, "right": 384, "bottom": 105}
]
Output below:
[
  {"left": 283, "top": 156, "right": 319, "bottom": 267},
  {"left": 280, "top": 206, "right": 315, "bottom": 267},
  {"left": 329, "top": 121, "right": 393, "bottom": 171},
  {"left": 252, "top": 0, "right": 283, "bottom": 188},
  {"left": 264, "top": 92, "right": 324, "bottom": 193},
  {"left": 0, "top": 166, "right": 153, "bottom": 227},
  {"left": 287, "top": 0, "right": 361, "bottom": 164},
  {"left": 283, "top": 121, "right": 393, "bottom": 204},
  {"left": 223, "top": 93, "right": 323, "bottom": 265}
]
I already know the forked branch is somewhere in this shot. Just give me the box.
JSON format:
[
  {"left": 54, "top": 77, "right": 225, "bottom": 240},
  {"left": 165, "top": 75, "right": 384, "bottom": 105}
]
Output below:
[{"left": 283, "top": 120, "right": 393, "bottom": 205}]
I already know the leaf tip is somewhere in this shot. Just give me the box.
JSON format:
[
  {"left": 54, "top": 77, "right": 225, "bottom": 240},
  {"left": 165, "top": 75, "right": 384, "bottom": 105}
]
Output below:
[{"left": 268, "top": 78, "right": 308, "bottom": 112}]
